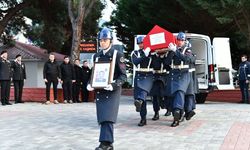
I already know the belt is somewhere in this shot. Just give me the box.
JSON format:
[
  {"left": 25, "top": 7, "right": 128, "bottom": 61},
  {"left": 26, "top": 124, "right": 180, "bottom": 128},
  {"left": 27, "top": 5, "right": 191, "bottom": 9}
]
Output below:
[
  {"left": 136, "top": 68, "right": 153, "bottom": 72},
  {"left": 189, "top": 68, "right": 196, "bottom": 72},
  {"left": 172, "top": 65, "right": 189, "bottom": 69},
  {"left": 153, "top": 70, "right": 169, "bottom": 74}
]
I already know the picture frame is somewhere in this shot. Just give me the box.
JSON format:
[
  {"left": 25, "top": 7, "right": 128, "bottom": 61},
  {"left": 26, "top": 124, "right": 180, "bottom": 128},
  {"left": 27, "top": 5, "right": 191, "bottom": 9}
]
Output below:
[{"left": 91, "top": 62, "right": 111, "bottom": 89}]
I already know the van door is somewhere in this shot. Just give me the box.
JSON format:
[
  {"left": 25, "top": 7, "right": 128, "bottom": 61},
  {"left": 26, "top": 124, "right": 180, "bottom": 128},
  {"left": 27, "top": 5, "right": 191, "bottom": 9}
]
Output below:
[{"left": 212, "top": 38, "right": 235, "bottom": 90}]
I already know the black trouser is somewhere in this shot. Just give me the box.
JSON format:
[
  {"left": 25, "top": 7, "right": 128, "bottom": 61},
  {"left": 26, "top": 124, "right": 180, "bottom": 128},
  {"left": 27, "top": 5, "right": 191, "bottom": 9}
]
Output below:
[
  {"left": 239, "top": 80, "right": 249, "bottom": 103},
  {"left": 1, "top": 80, "right": 11, "bottom": 104},
  {"left": 45, "top": 79, "right": 58, "bottom": 101},
  {"left": 72, "top": 82, "right": 81, "bottom": 102},
  {"left": 81, "top": 82, "right": 89, "bottom": 102},
  {"left": 62, "top": 80, "right": 72, "bottom": 101},
  {"left": 13, "top": 80, "right": 24, "bottom": 103}
]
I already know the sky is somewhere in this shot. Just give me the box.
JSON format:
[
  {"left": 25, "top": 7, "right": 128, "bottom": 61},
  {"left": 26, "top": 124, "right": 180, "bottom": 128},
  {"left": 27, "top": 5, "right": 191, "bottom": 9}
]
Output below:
[{"left": 15, "top": 0, "right": 118, "bottom": 44}]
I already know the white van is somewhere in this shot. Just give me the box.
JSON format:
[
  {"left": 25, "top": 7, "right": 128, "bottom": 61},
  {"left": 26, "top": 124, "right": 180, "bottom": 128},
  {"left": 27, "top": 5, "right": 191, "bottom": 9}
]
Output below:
[{"left": 134, "top": 33, "right": 235, "bottom": 103}]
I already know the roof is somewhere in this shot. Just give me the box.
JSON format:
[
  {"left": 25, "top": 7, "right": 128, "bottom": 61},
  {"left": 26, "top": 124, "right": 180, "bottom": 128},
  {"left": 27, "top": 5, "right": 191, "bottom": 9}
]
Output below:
[{"left": 0, "top": 41, "right": 65, "bottom": 61}]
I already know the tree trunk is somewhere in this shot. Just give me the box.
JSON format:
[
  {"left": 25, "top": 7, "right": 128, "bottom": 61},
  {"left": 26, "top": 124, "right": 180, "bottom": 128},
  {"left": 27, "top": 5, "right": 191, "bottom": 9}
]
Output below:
[{"left": 68, "top": 0, "right": 96, "bottom": 61}]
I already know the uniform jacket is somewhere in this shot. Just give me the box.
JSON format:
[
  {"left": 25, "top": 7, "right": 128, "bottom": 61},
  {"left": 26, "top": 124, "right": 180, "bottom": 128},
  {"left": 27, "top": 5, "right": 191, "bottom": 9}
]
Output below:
[
  {"left": 0, "top": 57, "right": 12, "bottom": 80},
  {"left": 131, "top": 49, "right": 153, "bottom": 93},
  {"left": 82, "top": 66, "right": 91, "bottom": 84},
  {"left": 60, "top": 62, "right": 75, "bottom": 81},
  {"left": 149, "top": 54, "right": 167, "bottom": 96},
  {"left": 166, "top": 46, "right": 195, "bottom": 94},
  {"left": 43, "top": 60, "right": 61, "bottom": 81},
  {"left": 238, "top": 61, "right": 250, "bottom": 81},
  {"left": 11, "top": 61, "right": 26, "bottom": 80},
  {"left": 92, "top": 46, "right": 127, "bottom": 123},
  {"left": 74, "top": 64, "right": 83, "bottom": 83}
]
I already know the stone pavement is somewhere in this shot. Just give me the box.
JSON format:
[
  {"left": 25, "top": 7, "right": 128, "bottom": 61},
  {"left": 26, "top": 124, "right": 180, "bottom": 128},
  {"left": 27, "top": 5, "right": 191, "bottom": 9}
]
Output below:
[{"left": 1, "top": 96, "right": 250, "bottom": 150}]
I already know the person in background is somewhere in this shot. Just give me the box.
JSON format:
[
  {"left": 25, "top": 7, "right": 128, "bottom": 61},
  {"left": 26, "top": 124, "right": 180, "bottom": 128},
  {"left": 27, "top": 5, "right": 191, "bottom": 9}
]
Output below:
[
  {"left": 0, "top": 50, "right": 12, "bottom": 105},
  {"left": 43, "top": 53, "right": 61, "bottom": 104},
  {"left": 238, "top": 54, "right": 250, "bottom": 104},
  {"left": 81, "top": 60, "right": 91, "bottom": 102},
  {"left": 60, "top": 56, "right": 75, "bottom": 104},
  {"left": 72, "top": 59, "right": 82, "bottom": 103},
  {"left": 11, "top": 54, "right": 26, "bottom": 104}
]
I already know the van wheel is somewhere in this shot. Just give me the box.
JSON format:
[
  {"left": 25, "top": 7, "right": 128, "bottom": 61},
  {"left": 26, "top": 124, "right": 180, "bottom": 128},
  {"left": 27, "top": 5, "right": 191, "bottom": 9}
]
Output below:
[{"left": 196, "top": 93, "right": 207, "bottom": 104}]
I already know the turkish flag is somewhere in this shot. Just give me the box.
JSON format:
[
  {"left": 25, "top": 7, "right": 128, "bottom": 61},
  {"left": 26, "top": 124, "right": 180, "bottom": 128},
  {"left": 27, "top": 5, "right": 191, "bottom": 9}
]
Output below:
[{"left": 143, "top": 25, "right": 176, "bottom": 52}]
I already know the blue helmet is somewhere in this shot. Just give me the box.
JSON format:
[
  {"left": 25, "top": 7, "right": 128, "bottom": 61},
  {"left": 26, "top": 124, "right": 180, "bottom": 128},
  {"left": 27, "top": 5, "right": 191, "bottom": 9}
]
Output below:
[
  {"left": 136, "top": 36, "right": 144, "bottom": 44},
  {"left": 177, "top": 32, "right": 186, "bottom": 41},
  {"left": 98, "top": 27, "right": 113, "bottom": 40}
]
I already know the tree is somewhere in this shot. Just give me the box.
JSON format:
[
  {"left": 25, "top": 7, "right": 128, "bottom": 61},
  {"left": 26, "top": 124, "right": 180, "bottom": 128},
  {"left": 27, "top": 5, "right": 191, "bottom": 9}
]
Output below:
[
  {"left": 67, "top": 0, "right": 97, "bottom": 61},
  {"left": 0, "top": 0, "right": 31, "bottom": 43}
]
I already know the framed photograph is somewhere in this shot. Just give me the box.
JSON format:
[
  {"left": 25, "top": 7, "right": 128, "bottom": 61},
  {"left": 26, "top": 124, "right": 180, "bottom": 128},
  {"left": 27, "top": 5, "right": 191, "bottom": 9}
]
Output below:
[{"left": 91, "top": 62, "right": 111, "bottom": 89}]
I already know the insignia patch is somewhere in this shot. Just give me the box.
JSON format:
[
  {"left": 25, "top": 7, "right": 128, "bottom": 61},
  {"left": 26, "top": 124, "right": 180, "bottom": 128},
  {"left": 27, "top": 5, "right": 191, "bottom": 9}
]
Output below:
[{"left": 120, "top": 57, "right": 125, "bottom": 63}]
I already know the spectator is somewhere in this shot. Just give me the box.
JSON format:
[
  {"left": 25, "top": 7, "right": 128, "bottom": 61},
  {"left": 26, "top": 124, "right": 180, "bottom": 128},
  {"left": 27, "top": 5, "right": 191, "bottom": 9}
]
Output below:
[
  {"left": 60, "top": 56, "right": 75, "bottom": 104},
  {"left": 43, "top": 53, "right": 61, "bottom": 104},
  {"left": 12, "top": 54, "right": 26, "bottom": 104},
  {"left": 81, "top": 60, "right": 91, "bottom": 102},
  {"left": 0, "top": 50, "right": 12, "bottom": 105},
  {"left": 72, "top": 59, "right": 82, "bottom": 103},
  {"left": 238, "top": 54, "right": 250, "bottom": 103}
]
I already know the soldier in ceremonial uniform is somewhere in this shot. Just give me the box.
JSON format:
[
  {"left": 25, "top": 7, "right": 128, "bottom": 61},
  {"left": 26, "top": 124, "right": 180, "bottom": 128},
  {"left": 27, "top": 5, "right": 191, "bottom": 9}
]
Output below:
[
  {"left": 131, "top": 36, "right": 153, "bottom": 126},
  {"left": 167, "top": 32, "right": 196, "bottom": 127},
  {"left": 238, "top": 54, "right": 250, "bottom": 103},
  {"left": 87, "top": 27, "right": 126, "bottom": 150},
  {"left": 0, "top": 50, "right": 12, "bottom": 105},
  {"left": 12, "top": 54, "right": 26, "bottom": 104},
  {"left": 149, "top": 51, "right": 168, "bottom": 120}
]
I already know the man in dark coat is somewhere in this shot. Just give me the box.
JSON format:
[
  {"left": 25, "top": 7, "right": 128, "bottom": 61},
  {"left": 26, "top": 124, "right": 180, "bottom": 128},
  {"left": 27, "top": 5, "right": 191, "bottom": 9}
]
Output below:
[
  {"left": 11, "top": 54, "right": 26, "bottom": 104},
  {"left": 238, "top": 54, "right": 250, "bottom": 103},
  {"left": 43, "top": 53, "right": 61, "bottom": 104},
  {"left": 60, "top": 56, "right": 75, "bottom": 104},
  {"left": 87, "top": 27, "right": 126, "bottom": 150},
  {"left": 0, "top": 50, "right": 12, "bottom": 105},
  {"left": 72, "top": 59, "right": 82, "bottom": 103},
  {"left": 81, "top": 60, "right": 91, "bottom": 102}
]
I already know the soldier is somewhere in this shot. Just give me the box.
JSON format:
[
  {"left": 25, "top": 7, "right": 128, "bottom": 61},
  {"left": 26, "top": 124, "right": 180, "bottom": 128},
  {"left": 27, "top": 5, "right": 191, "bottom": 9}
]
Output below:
[
  {"left": 87, "top": 27, "right": 126, "bottom": 150},
  {"left": 0, "top": 50, "right": 12, "bottom": 105},
  {"left": 12, "top": 54, "right": 26, "bottom": 104},
  {"left": 149, "top": 51, "right": 168, "bottom": 120},
  {"left": 72, "top": 59, "right": 82, "bottom": 103},
  {"left": 167, "top": 32, "right": 196, "bottom": 127},
  {"left": 43, "top": 53, "right": 61, "bottom": 104},
  {"left": 60, "top": 56, "right": 75, "bottom": 104},
  {"left": 81, "top": 60, "right": 91, "bottom": 102},
  {"left": 131, "top": 36, "right": 153, "bottom": 126},
  {"left": 238, "top": 54, "right": 250, "bottom": 104},
  {"left": 183, "top": 40, "right": 197, "bottom": 121}
]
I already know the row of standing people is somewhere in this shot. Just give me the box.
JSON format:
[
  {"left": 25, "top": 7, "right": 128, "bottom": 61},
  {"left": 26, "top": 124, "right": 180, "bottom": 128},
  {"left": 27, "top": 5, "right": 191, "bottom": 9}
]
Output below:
[
  {"left": 0, "top": 51, "right": 26, "bottom": 105},
  {"left": 132, "top": 32, "right": 198, "bottom": 127},
  {"left": 43, "top": 54, "right": 91, "bottom": 104}
]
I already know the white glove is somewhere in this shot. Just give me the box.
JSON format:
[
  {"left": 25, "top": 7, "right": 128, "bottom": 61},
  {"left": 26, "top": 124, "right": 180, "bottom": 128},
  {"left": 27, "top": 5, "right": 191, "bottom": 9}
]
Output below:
[
  {"left": 144, "top": 47, "right": 151, "bottom": 57},
  {"left": 168, "top": 43, "right": 177, "bottom": 52},
  {"left": 104, "top": 84, "right": 113, "bottom": 91},
  {"left": 87, "top": 84, "right": 94, "bottom": 91}
]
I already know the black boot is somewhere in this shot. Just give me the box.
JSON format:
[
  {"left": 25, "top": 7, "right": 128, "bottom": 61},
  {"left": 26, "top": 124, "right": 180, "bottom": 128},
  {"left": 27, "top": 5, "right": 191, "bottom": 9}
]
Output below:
[
  {"left": 138, "top": 119, "right": 147, "bottom": 126},
  {"left": 185, "top": 110, "right": 196, "bottom": 121},
  {"left": 134, "top": 99, "right": 143, "bottom": 112},
  {"left": 152, "top": 112, "right": 159, "bottom": 121},
  {"left": 171, "top": 109, "right": 180, "bottom": 127},
  {"left": 164, "top": 110, "right": 171, "bottom": 116},
  {"left": 95, "top": 142, "right": 113, "bottom": 150}
]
